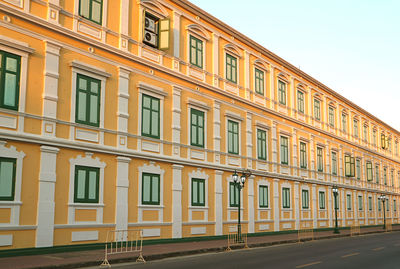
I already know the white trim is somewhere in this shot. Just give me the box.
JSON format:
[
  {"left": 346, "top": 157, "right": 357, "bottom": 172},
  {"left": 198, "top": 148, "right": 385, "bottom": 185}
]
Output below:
[
  {"left": 68, "top": 152, "right": 106, "bottom": 225},
  {"left": 186, "top": 24, "right": 210, "bottom": 40},
  {"left": 188, "top": 168, "right": 209, "bottom": 222}
]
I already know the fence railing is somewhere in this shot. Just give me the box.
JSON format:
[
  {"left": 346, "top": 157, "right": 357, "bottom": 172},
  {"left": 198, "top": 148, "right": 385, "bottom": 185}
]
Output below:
[
  {"left": 386, "top": 221, "right": 393, "bottom": 232},
  {"left": 100, "top": 229, "right": 145, "bottom": 267},
  {"left": 350, "top": 222, "right": 360, "bottom": 236},
  {"left": 226, "top": 226, "right": 248, "bottom": 251},
  {"left": 298, "top": 228, "right": 314, "bottom": 242}
]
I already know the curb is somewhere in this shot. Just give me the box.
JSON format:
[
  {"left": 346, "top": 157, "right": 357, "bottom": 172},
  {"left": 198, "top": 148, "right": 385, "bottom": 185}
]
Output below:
[{"left": 22, "top": 229, "right": 398, "bottom": 269}]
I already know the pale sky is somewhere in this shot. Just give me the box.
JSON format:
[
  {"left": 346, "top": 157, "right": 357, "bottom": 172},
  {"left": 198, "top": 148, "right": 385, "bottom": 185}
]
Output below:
[{"left": 189, "top": 0, "right": 400, "bottom": 132}]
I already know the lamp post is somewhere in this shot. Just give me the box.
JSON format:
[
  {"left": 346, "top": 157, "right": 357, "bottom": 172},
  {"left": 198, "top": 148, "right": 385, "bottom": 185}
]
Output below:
[
  {"left": 378, "top": 194, "right": 387, "bottom": 230},
  {"left": 332, "top": 186, "right": 340, "bottom": 234},
  {"left": 232, "top": 169, "right": 252, "bottom": 242}
]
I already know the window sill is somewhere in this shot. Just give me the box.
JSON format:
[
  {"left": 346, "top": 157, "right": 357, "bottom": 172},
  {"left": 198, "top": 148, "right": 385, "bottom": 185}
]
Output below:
[
  {"left": 189, "top": 206, "right": 209, "bottom": 209},
  {"left": 0, "top": 201, "right": 22, "bottom": 206},
  {"left": 68, "top": 203, "right": 104, "bottom": 207},
  {"left": 138, "top": 204, "right": 164, "bottom": 209},
  {"left": 258, "top": 207, "right": 270, "bottom": 211},
  {"left": 76, "top": 16, "right": 103, "bottom": 28}
]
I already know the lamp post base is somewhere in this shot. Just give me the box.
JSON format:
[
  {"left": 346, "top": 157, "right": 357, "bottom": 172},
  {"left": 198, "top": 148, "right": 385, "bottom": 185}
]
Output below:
[{"left": 333, "top": 228, "right": 340, "bottom": 234}]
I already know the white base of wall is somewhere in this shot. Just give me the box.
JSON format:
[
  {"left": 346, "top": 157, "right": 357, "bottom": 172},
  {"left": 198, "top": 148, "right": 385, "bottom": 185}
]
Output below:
[
  {"left": 71, "top": 231, "right": 98, "bottom": 242},
  {"left": 0, "top": 234, "right": 12, "bottom": 246},
  {"left": 142, "top": 228, "right": 161, "bottom": 237},
  {"left": 259, "top": 224, "right": 270, "bottom": 231},
  {"left": 282, "top": 223, "right": 292, "bottom": 229},
  {"left": 191, "top": 227, "right": 206, "bottom": 235}
]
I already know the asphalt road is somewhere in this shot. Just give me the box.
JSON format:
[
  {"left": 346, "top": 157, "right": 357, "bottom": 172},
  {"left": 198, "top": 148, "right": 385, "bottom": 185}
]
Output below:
[{"left": 98, "top": 232, "right": 400, "bottom": 269}]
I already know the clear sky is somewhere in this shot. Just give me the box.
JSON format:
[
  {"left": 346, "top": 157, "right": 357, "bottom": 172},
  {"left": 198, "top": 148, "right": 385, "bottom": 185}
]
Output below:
[{"left": 189, "top": 0, "right": 400, "bottom": 131}]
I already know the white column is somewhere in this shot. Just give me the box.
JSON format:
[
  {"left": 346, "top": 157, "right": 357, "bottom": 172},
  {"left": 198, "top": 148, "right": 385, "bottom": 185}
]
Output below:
[
  {"left": 354, "top": 190, "right": 358, "bottom": 223},
  {"left": 327, "top": 186, "right": 333, "bottom": 227},
  {"left": 294, "top": 182, "right": 300, "bottom": 230},
  {"left": 312, "top": 184, "right": 317, "bottom": 228},
  {"left": 308, "top": 86, "right": 313, "bottom": 125},
  {"left": 215, "top": 170, "right": 223, "bottom": 235},
  {"left": 116, "top": 156, "right": 131, "bottom": 232},
  {"left": 244, "top": 50, "right": 251, "bottom": 100},
  {"left": 292, "top": 128, "right": 298, "bottom": 176},
  {"left": 47, "top": 0, "right": 60, "bottom": 25},
  {"left": 326, "top": 141, "right": 331, "bottom": 181},
  {"left": 117, "top": 67, "right": 130, "bottom": 149},
  {"left": 36, "top": 146, "right": 59, "bottom": 247},
  {"left": 310, "top": 136, "right": 315, "bottom": 179},
  {"left": 172, "top": 87, "right": 182, "bottom": 157},
  {"left": 173, "top": 11, "right": 181, "bottom": 71},
  {"left": 246, "top": 112, "right": 252, "bottom": 169},
  {"left": 213, "top": 101, "right": 221, "bottom": 164},
  {"left": 290, "top": 76, "right": 295, "bottom": 117},
  {"left": 364, "top": 191, "right": 368, "bottom": 225},
  {"left": 42, "top": 41, "right": 61, "bottom": 137},
  {"left": 272, "top": 121, "right": 278, "bottom": 173},
  {"left": 212, "top": 33, "right": 220, "bottom": 87},
  {"left": 374, "top": 193, "right": 378, "bottom": 224},
  {"left": 341, "top": 188, "right": 346, "bottom": 226},
  {"left": 273, "top": 179, "right": 280, "bottom": 231},
  {"left": 247, "top": 175, "right": 255, "bottom": 233},
  {"left": 119, "top": 0, "right": 129, "bottom": 50},
  {"left": 172, "top": 164, "right": 183, "bottom": 238},
  {"left": 269, "top": 66, "right": 275, "bottom": 110}
]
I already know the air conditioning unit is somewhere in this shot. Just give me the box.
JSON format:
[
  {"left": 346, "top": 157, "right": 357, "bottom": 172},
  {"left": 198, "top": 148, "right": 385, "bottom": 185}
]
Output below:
[
  {"left": 145, "top": 17, "right": 157, "bottom": 33},
  {"left": 144, "top": 30, "right": 157, "bottom": 47}
]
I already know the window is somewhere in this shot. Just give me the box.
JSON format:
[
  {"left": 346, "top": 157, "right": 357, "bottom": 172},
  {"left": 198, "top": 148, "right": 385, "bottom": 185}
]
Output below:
[
  {"left": 375, "top": 165, "right": 379, "bottom": 184},
  {"left": 255, "top": 68, "right": 264, "bottom": 95},
  {"left": 280, "top": 136, "right": 289, "bottom": 165},
  {"left": 226, "top": 54, "right": 237, "bottom": 84},
  {"left": 0, "top": 157, "right": 16, "bottom": 201},
  {"left": 74, "top": 165, "right": 99, "bottom": 203},
  {"left": 366, "top": 161, "right": 373, "bottom": 181},
  {"left": 282, "top": 187, "right": 290, "bottom": 208},
  {"left": 317, "top": 147, "right": 323, "bottom": 172},
  {"left": 395, "top": 141, "right": 398, "bottom": 155},
  {"left": 353, "top": 119, "right": 358, "bottom": 138},
  {"left": 328, "top": 107, "right": 335, "bottom": 127},
  {"left": 297, "top": 90, "right": 304, "bottom": 113},
  {"left": 384, "top": 168, "right": 387, "bottom": 185},
  {"left": 363, "top": 125, "right": 368, "bottom": 141},
  {"left": 334, "top": 193, "right": 339, "bottom": 209},
  {"left": 342, "top": 113, "right": 347, "bottom": 133},
  {"left": 259, "top": 185, "right": 268, "bottom": 208},
  {"left": 229, "top": 182, "right": 239, "bottom": 207},
  {"left": 331, "top": 151, "right": 337, "bottom": 175},
  {"left": 141, "top": 94, "right": 160, "bottom": 138},
  {"left": 356, "top": 159, "right": 361, "bottom": 180},
  {"left": 314, "top": 99, "right": 321, "bottom": 121},
  {"left": 394, "top": 199, "right": 397, "bottom": 212},
  {"left": 345, "top": 155, "right": 355, "bottom": 177},
  {"left": 299, "top": 142, "right": 307, "bottom": 169},
  {"left": 358, "top": 195, "right": 363, "bottom": 210},
  {"left": 0, "top": 51, "right": 21, "bottom": 111},
  {"left": 79, "top": 0, "right": 102, "bottom": 24},
  {"left": 191, "top": 178, "right": 205, "bottom": 206},
  {"left": 228, "top": 120, "right": 239, "bottom": 155},
  {"left": 368, "top": 197, "right": 372, "bottom": 211},
  {"left": 302, "top": 190, "right": 309, "bottom": 209},
  {"left": 257, "top": 129, "right": 267, "bottom": 160},
  {"left": 378, "top": 199, "right": 381, "bottom": 211},
  {"left": 387, "top": 200, "right": 389, "bottom": 211},
  {"left": 75, "top": 74, "right": 100, "bottom": 127},
  {"left": 189, "top": 35, "right": 203, "bottom": 68},
  {"left": 319, "top": 192, "right": 326, "bottom": 209},
  {"left": 190, "top": 108, "right": 204, "bottom": 148},
  {"left": 391, "top": 170, "right": 394, "bottom": 187},
  {"left": 143, "top": 12, "right": 170, "bottom": 50},
  {"left": 347, "top": 194, "right": 352, "bottom": 210},
  {"left": 373, "top": 129, "right": 377, "bottom": 146},
  {"left": 142, "top": 173, "right": 160, "bottom": 205},
  {"left": 278, "top": 80, "right": 286, "bottom": 105}
]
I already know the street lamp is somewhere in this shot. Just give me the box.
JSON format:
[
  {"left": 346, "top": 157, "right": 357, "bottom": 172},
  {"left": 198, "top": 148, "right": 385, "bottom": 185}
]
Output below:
[
  {"left": 232, "top": 169, "right": 252, "bottom": 242},
  {"left": 332, "top": 186, "right": 340, "bottom": 234},
  {"left": 378, "top": 194, "right": 387, "bottom": 229}
]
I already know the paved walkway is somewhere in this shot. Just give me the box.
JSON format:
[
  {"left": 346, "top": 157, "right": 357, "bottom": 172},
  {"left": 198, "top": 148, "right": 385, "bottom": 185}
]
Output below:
[{"left": 0, "top": 226, "right": 397, "bottom": 269}]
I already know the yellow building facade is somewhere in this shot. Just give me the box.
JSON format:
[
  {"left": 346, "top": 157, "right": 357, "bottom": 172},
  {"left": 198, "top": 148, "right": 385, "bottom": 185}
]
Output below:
[{"left": 0, "top": 0, "right": 399, "bottom": 250}]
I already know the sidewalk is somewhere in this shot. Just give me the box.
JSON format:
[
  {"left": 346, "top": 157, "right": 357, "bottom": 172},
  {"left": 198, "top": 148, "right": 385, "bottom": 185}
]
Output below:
[{"left": 0, "top": 226, "right": 397, "bottom": 269}]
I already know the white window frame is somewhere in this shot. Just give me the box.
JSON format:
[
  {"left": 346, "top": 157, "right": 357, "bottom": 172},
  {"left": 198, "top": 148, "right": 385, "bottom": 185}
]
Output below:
[
  {"left": 187, "top": 98, "right": 210, "bottom": 149},
  {"left": 188, "top": 169, "right": 209, "bottom": 222}
]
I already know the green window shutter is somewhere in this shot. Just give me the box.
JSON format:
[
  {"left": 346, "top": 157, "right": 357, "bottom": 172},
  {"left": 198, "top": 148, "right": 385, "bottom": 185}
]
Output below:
[
  {"left": 0, "top": 158, "right": 16, "bottom": 201},
  {"left": 228, "top": 120, "right": 239, "bottom": 155},
  {"left": 353, "top": 120, "right": 358, "bottom": 138},
  {"left": 300, "top": 142, "right": 307, "bottom": 169},
  {"left": 366, "top": 162, "right": 373, "bottom": 181},
  {"left": 0, "top": 51, "right": 21, "bottom": 110},
  {"left": 317, "top": 147, "right": 323, "bottom": 172},
  {"left": 302, "top": 190, "right": 309, "bottom": 209},
  {"left": 229, "top": 182, "right": 239, "bottom": 207},
  {"left": 141, "top": 94, "right": 160, "bottom": 139},
  {"left": 378, "top": 199, "right": 381, "bottom": 211},
  {"left": 356, "top": 159, "right": 361, "bottom": 180},
  {"left": 259, "top": 185, "right": 268, "bottom": 208},
  {"left": 75, "top": 74, "right": 100, "bottom": 127},
  {"left": 331, "top": 152, "right": 337, "bottom": 175},
  {"left": 368, "top": 197, "right": 372, "bottom": 211},
  {"left": 282, "top": 188, "right": 290, "bottom": 208},
  {"left": 358, "top": 196, "right": 363, "bottom": 210},
  {"left": 257, "top": 129, "right": 267, "bottom": 160},
  {"left": 190, "top": 108, "right": 204, "bottom": 148},
  {"left": 329, "top": 107, "right": 334, "bottom": 127},
  {"left": 159, "top": 18, "right": 170, "bottom": 50},
  {"left": 342, "top": 114, "right": 347, "bottom": 132},
  {"left": 394, "top": 200, "right": 396, "bottom": 211},
  {"left": 191, "top": 178, "right": 205, "bottom": 206},
  {"left": 319, "top": 192, "right": 325, "bottom": 209},
  {"left": 189, "top": 35, "right": 203, "bottom": 68},
  {"left": 314, "top": 99, "right": 320, "bottom": 121},
  {"left": 278, "top": 80, "right": 286, "bottom": 105},
  {"left": 226, "top": 54, "right": 237, "bottom": 84},
  {"left": 375, "top": 165, "right": 379, "bottom": 183},
  {"left": 347, "top": 194, "right": 351, "bottom": 210},
  {"left": 255, "top": 68, "right": 264, "bottom": 95},
  {"left": 280, "top": 136, "right": 288, "bottom": 165},
  {"left": 79, "top": 0, "right": 103, "bottom": 25},
  {"left": 74, "top": 166, "right": 99, "bottom": 203},
  {"left": 142, "top": 173, "right": 160, "bottom": 205},
  {"left": 297, "top": 90, "right": 304, "bottom": 113},
  {"left": 384, "top": 168, "right": 387, "bottom": 185}
]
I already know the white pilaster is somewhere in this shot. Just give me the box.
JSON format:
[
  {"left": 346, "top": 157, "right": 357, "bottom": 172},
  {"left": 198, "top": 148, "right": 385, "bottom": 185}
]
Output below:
[
  {"left": 273, "top": 179, "right": 280, "bottom": 231},
  {"left": 246, "top": 112, "right": 252, "bottom": 168},
  {"left": 117, "top": 67, "right": 130, "bottom": 149},
  {"left": 294, "top": 182, "right": 300, "bottom": 230},
  {"left": 215, "top": 170, "right": 223, "bottom": 235},
  {"left": 213, "top": 101, "right": 221, "bottom": 164},
  {"left": 116, "top": 156, "right": 131, "bottom": 232},
  {"left": 173, "top": 11, "right": 181, "bottom": 70},
  {"left": 42, "top": 41, "right": 61, "bottom": 137},
  {"left": 36, "top": 146, "right": 59, "bottom": 247},
  {"left": 292, "top": 128, "right": 298, "bottom": 176},
  {"left": 354, "top": 190, "right": 358, "bottom": 223},
  {"left": 341, "top": 188, "right": 346, "bottom": 226},
  {"left": 272, "top": 121, "right": 278, "bottom": 173},
  {"left": 290, "top": 76, "right": 295, "bottom": 117},
  {"left": 119, "top": 0, "right": 129, "bottom": 51},
  {"left": 47, "top": 0, "right": 60, "bottom": 25},
  {"left": 244, "top": 50, "right": 251, "bottom": 100},
  {"left": 312, "top": 184, "right": 317, "bottom": 228},
  {"left": 310, "top": 136, "right": 315, "bottom": 179},
  {"left": 327, "top": 186, "right": 333, "bottom": 227},
  {"left": 172, "top": 164, "right": 184, "bottom": 238},
  {"left": 172, "top": 87, "right": 182, "bottom": 157},
  {"left": 247, "top": 175, "right": 255, "bottom": 233},
  {"left": 212, "top": 33, "right": 219, "bottom": 87},
  {"left": 269, "top": 66, "right": 275, "bottom": 109}
]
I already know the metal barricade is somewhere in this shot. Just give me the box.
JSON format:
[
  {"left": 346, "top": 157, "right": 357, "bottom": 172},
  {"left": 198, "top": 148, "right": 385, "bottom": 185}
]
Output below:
[
  {"left": 386, "top": 220, "right": 393, "bottom": 232},
  {"left": 226, "top": 226, "right": 248, "bottom": 251},
  {"left": 100, "top": 229, "right": 145, "bottom": 267},
  {"left": 350, "top": 222, "right": 360, "bottom": 236},
  {"left": 298, "top": 228, "right": 314, "bottom": 242}
]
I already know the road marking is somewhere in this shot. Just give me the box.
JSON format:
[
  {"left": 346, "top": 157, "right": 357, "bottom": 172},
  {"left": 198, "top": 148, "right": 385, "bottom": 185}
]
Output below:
[
  {"left": 341, "top": 252, "right": 360, "bottom": 258},
  {"left": 296, "top": 261, "right": 322, "bottom": 268},
  {"left": 373, "top": 247, "right": 385, "bottom": 251}
]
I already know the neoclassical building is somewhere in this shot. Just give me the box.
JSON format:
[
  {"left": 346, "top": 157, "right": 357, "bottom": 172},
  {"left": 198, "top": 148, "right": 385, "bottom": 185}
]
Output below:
[{"left": 0, "top": 0, "right": 399, "bottom": 250}]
